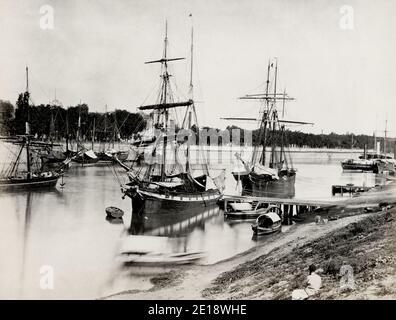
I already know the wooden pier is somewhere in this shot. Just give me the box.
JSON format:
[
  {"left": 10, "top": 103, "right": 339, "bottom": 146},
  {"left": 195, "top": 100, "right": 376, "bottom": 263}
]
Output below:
[
  {"left": 331, "top": 184, "right": 373, "bottom": 196},
  {"left": 220, "top": 195, "right": 337, "bottom": 225}
]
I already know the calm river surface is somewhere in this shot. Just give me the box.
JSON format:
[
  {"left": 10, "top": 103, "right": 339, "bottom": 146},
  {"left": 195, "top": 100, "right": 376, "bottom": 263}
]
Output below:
[{"left": 0, "top": 151, "right": 387, "bottom": 299}]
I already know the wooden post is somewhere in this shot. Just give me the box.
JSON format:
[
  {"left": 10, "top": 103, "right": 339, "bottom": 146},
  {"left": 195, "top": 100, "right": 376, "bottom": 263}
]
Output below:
[{"left": 394, "top": 141, "right": 396, "bottom": 160}]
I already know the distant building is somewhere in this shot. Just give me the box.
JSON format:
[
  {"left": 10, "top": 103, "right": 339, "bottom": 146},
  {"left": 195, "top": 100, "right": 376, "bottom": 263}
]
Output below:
[{"left": 0, "top": 100, "right": 15, "bottom": 135}]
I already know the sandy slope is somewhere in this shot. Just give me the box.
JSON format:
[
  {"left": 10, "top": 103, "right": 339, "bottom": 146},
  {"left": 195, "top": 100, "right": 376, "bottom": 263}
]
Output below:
[{"left": 101, "top": 183, "right": 396, "bottom": 300}]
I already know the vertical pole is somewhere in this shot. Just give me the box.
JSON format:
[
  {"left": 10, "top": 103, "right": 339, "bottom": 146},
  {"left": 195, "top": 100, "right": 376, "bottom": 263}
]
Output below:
[
  {"left": 92, "top": 118, "right": 95, "bottom": 150},
  {"left": 104, "top": 104, "right": 107, "bottom": 151},
  {"left": 186, "top": 111, "right": 192, "bottom": 172},
  {"left": 384, "top": 119, "right": 387, "bottom": 155},
  {"left": 393, "top": 141, "right": 396, "bottom": 160},
  {"left": 65, "top": 108, "right": 69, "bottom": 153},
  {"left": 25, "top": 67, "right": 31, "bottom": 179}
]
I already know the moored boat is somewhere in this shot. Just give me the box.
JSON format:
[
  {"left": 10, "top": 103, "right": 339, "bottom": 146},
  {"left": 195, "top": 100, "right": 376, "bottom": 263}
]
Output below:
[
  {"left": 225, "top": 202, "right": 280, "bottom": 220},
  {"left": 251, "top": 210, "right": 282, "bottom": 236},
  {"left": 225, "top": 59, "right": 312, "bottom": 197},
  {"left": 115, "top": 21, "right": 224, "bottom": 214},
  {"left": 0, "top": 67, "right": 64, "bottom": 190}
]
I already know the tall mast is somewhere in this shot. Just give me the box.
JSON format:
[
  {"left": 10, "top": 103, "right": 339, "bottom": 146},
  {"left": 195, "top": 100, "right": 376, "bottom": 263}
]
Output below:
[
  {"left": 140, "top": 21, "right": 188, "bottom": 181},
  {"left": 65, "top": 108, "right": 69, "bottom": 153},
  {"left": 256, "top": 60, "right": 271, "bottom": 166},
  {"left": 161, "top": 21, "right": 169, "bottom": 180},
  {"left": 189, "top": 19, "right": 194, "bottom": 94},
  {"left": 104, "top": 104, "right": 107, "bottom": 151},
  {"left": 186, "top": 111, "right": 192, "bottom": 172},
  {"left": 91, "top": 117, "right": 95, "bottom": 150},
  {"left": 282, "top": 88, "right": 286, "bottom": 118},
  {"left": 384, "top": 119, "right": 388, "bottom": 155},
  {"left": 77, "top": 102, "right": 81, "bottom": 145},
  {"left": 186, "top": 17, "right": 194, "bottom": 174},
  {"left": 25, "top": 66, "right": 31, "bottom": 179},
  {"left": 270, "top": 59, "right": 278, "bottom": 167},
  {"left": 112, "top": 110, "right": 116, "bottom": 149}
]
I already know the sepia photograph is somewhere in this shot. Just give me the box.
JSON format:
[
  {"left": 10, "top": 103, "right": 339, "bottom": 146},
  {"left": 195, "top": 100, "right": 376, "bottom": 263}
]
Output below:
[{"left": 0, "top": 0, "right": 395, "bottom": 308}]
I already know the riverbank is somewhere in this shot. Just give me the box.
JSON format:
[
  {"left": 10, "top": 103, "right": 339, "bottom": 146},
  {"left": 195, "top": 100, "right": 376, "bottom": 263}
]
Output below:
[
  {"left": 102, "top": 184, "right": 396, "bottom": 300},
  {"left": 203, "top": 207, "right": 396, "bottom": 299}
]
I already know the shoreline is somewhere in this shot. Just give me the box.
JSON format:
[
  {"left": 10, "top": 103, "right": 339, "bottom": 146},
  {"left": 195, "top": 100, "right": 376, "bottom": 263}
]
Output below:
[{"left": 101, "top": 183, "right": 396, "bottom": 300}]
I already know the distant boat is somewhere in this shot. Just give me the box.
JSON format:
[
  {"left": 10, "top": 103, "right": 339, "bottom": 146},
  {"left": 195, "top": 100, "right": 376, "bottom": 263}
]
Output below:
[
  {"left": 95, "top": 106, "right": 130, "bottom": 163},
  {"left": 96, "top": 149, "right": 129, "bottom": 163},
  {"left": 71, "top": 105, "right": 99, "bottom": 166},
  {"left": 341, "top": 127, "right": 395, "bottom": 174},
  {"left": 72, "top": 149, "right": 99, "bottom": 165},
  {"left": 0, "top": 67, "right": 65, "bottom": 190},
  {"left": 341, "top": 158, "right": 379, "bottom": 172}
]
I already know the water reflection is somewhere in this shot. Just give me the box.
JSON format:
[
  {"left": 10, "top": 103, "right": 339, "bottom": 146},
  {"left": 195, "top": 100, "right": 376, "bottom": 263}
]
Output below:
[{"left": 129, "top": 205, "right": 219, "bottom": 237}]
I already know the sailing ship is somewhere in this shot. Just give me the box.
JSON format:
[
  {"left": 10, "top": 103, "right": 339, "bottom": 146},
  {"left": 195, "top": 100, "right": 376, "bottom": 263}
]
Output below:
[
  {"left": 116, "top": 21, "right": 223, "bottom": 214},
  {"left": 39, "top": 96, "right": 68, "bottom": 169},
  {"left": 71, "top": 104, "right": 99, "bottom": 165},
  {"left": 95, "top": 106, "right": 130, "bottom": 163},
  {"left": 225, "top": 59, "right": 312, "bottom": 197},
  {"left": 0, "top": 67, "right": 63, "bottom": 190}
]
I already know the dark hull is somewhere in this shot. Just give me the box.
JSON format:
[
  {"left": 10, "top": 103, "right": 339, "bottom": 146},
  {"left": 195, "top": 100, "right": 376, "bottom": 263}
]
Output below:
[
  {"left": 341, "top": 162, "right": 377, "bottom": 172},
  {"left": 96, "top": 151, "right": 129, "bottom": 163},
  {"left": 72, "top": 157, "right": 99, "bottom": 165},
  {"left": 0, "top": 176, "right": 59, "bottom": 190},
  {"left": 128, "top": 188, "right": 221, "bottom": 215},
  {"left": 252, "top": 225, "right": 281, "bottom": 236},
  {"left": 233, "top": 172, "right": 296, "bottom": 198}
]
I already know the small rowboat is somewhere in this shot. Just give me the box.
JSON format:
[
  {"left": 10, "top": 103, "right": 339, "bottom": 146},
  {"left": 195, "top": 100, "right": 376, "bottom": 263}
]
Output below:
[
  {"left": 251, "top": 210, "right": 282, "bottom": 236},
  {"left": 105, "top": 206, "right": 124, "bottom": 218},
  {"left": 225, "top": 202, "right": 280, "bottom": 220},
  {"left": 121, "top": 251, "right": 205, "bottom": 266}
]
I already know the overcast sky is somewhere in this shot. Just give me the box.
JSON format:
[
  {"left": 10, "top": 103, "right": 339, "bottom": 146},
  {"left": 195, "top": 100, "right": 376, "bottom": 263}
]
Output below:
[{"left": 0, "top": 0, "right": 395, "bottom": 136}]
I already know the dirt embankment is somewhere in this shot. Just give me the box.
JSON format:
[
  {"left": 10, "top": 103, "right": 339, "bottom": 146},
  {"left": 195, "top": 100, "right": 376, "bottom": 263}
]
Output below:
[{"left": 203, "top": 208, "right": 396, "bottom": 300}]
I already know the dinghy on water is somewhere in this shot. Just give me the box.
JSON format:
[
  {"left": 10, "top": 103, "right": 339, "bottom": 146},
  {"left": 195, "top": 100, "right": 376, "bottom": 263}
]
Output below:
[
  {"left": 251, "top": 210, "right": 282, "bottom": 236},
  {"left": 105, "top": 206, "right": 124, "bottom": 218},
  {"left": 119, "top": 235, "right": 205, "bottom": 266},
  {"left": 226, "top": 202, "right": 281, "bottom": 220}
]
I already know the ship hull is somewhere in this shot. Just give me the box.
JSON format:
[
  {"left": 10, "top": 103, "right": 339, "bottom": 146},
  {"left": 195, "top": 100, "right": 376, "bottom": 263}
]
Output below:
[
  {"left": 72, "top": 158, "right": 99, "bottom": 166},
  {"left": 341, "top": 160, "right": 377, "bottom": 172},
  {"left": 127, "top": 188, "right": 221, "bottom": 215},
  {"left": 233, "top": 172, "right": 296, "bottom": 198},
  {"left": 0, "top": 176, "right": 59, "bottom": 190}
]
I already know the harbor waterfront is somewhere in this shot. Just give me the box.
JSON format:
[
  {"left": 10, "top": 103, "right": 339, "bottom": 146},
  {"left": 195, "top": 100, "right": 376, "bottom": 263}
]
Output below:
[
  {"left": 1, "top": 0, "right": 396, "bottom": 304},
  {"left": 0, "top": 149, "right": 388, "bottom": 299}
]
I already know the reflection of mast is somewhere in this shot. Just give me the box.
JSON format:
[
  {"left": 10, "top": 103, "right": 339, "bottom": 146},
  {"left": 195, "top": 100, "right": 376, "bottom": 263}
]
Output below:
[
  {"left": 19, "top": 192, "right": 32, "bottom": 298},
  {"left": 129, "top": 205, "right": 219, "bottom": 237}
]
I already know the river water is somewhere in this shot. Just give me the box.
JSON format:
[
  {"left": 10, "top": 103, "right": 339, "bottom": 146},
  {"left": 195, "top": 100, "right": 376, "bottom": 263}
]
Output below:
[{"left": 0, "top": 150, "right": 387, "bottom": 299}]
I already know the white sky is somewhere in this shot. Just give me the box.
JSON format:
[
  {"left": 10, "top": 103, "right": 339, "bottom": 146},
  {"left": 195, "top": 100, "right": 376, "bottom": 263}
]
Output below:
[{"left": 0, "top": 0, "right": 395, "bottom": 136}]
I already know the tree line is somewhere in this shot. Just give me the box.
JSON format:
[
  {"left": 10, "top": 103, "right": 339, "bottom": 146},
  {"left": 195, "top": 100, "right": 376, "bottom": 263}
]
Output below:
[
  {"left": 192, "top": 125, "right": 393, "bottom": 150},
  {"left": 5, "top": 93, "right": 146, "bottom": 142},
  {"left": 2, "top": 93, "right": 394, "bottom": 150}
]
